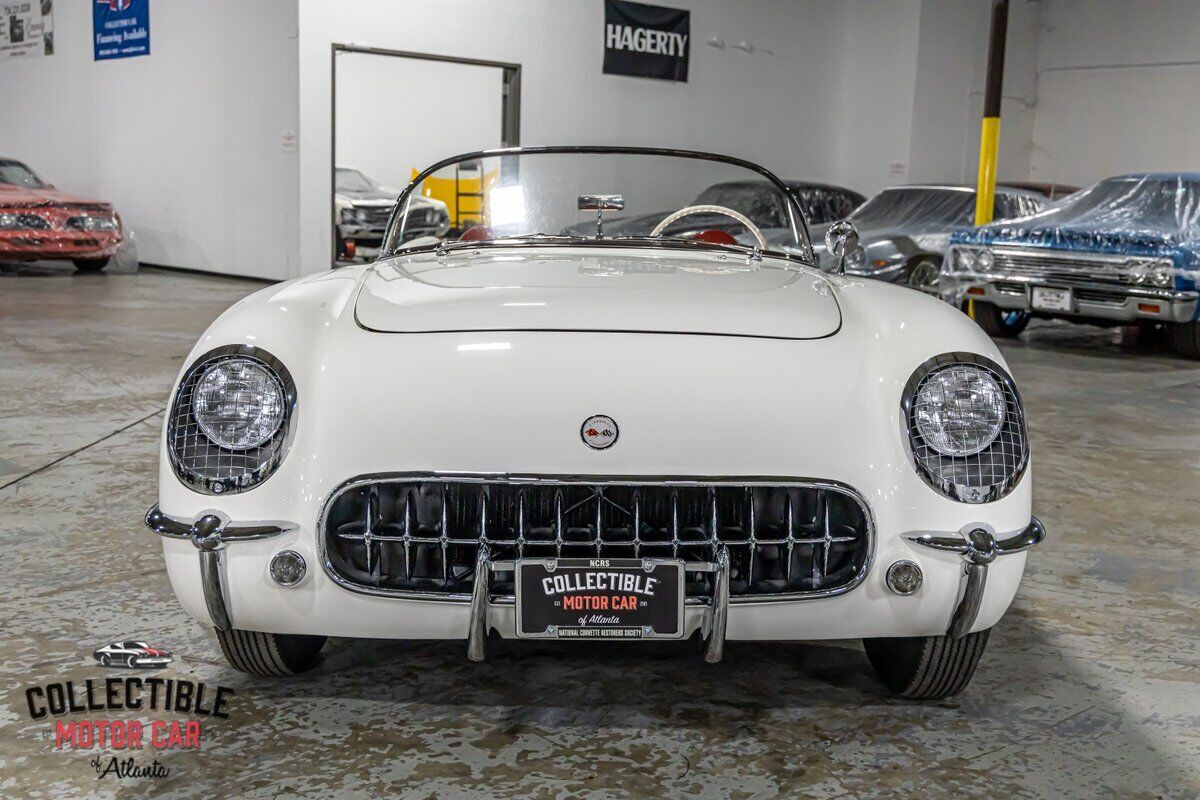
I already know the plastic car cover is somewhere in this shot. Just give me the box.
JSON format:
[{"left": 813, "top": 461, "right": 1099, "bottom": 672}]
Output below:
[
  {"left": 953, "top": 174, "right": 1200, "bottom": 284},
  {"left": 849, "top": 187, "right": 980, "bottom": 233}
]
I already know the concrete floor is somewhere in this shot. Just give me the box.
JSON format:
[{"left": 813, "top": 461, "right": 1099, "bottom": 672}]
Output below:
[{"left": 1, "top": 263, "right": 1197, "bottom": 799}]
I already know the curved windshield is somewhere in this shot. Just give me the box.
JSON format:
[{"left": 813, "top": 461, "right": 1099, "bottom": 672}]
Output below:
[
  {"left": 383, "top": 149, "right": 810, "bottom": 259},
  {"left": 0, "top": 159, "right": 47, "bottom": 189}
]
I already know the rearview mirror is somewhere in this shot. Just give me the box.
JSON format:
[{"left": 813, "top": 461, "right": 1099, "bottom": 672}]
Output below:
[
  {"left": 825, "top": 220, "right": 859, "bottom": 258},
  {"left": 825, "top": 220, "right": 860, "bottom": 274}
]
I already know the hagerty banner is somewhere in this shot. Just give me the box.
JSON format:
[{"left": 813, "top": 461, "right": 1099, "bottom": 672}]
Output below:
[
  {"left": 0, "top": 0, "right": 54, "bottom": 61},
  {"left": 603, "top": 0, "right": 689, "bottom": 82}
]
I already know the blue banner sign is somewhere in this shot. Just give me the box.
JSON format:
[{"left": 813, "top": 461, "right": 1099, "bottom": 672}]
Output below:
[{"left": 93, "top": 0, "right": 149, "bottom": 61}]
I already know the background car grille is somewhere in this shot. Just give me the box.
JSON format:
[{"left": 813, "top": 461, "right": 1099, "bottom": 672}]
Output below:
[
  {"left": 992, "top": 248, "right": 1129, "bottom": 284},
  {"left": 322, "top": 478, "right": 872, "bottom": 600},
  {"left": 357, "top": 206, "right": 392, "bottom": 226}
]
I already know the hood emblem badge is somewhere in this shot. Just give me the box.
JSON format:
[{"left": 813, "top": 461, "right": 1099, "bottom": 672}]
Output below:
[{"left": 581, "top": 415, "right": 619, "bottom": 450}]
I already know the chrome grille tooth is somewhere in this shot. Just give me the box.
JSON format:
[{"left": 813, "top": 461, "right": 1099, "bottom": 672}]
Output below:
[
  {"left": 594, "top": 487, "right": 604, "bottom": 554},
  {"left": 554, "top": 488, "right": 565, "bottom": 559},
  {"left": 812, "top": 490, "right": 825, "bottom": 586},
  {"left": 746, "top": 487, "right": 757, "bottom": 589},
  {"left": 440, "top": 487, "right": 450, "bottom": 585},
  {"left": 821, "top": 491, "right": 833, "bottom": 586},
  {"left": 632, "top": 490, "right": 642, "bottom": 558},
  {"left": 708, "top": 486, "right": 719, "bottom": 549},
  {"left": 517, "top": 488, "right": 526, "bottom": 559},
  {"left": 785, "top": 491, "right": 795, "bottom": 582},
  {"left": 478, "top": 486, "right": 488, "bottom": 544},
  {"left": 364, "top": 488, "right": 377, "bottom": 578},
  {"left": 671, "top": 489, "right": 680, "bottom": 559},
  {"left": 403, "top": 494, "right": 413, "bottom": 582}
]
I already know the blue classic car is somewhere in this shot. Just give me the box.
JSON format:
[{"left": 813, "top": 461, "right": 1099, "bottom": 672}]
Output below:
[{"left": 942, "top": 173, "right": 1200, "bottom": 357}]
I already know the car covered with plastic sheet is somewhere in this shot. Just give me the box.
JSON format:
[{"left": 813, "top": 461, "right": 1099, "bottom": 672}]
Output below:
[{"left": 942, "top": 173, "right": 1200, "bottom": 356}]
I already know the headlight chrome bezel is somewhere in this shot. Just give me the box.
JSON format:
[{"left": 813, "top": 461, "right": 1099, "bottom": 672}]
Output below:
[
  {"left": 901, "top": 352, "right": 1028, "bottom": 504},
  {"left": 167, "top": 345, "right": 297, "bottom": 495}
]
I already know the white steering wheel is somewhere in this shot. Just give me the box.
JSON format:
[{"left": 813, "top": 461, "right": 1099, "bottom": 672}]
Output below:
[{"left": 649, "top": 204, "right": 768, "bottom": 250}]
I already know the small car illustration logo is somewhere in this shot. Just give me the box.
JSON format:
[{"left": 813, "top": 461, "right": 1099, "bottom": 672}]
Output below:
[
  {"left": 581, "top": 415, "right": 619, "bottom": 450},
  {"left": 93, "top": 641, "right": 174, "bottom": 670}
]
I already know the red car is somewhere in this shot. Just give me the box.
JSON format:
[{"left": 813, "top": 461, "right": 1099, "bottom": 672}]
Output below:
[{"left": 0, "top": 157, "right": 123, "bottom": 272}]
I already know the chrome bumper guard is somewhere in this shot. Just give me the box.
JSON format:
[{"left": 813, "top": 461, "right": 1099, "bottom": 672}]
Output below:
[
  {"left": 905, "top": 516, "right": 1045, "bottom": 638},
  {"left": 145, "top": 504, "right": 296, "bottom": 631},
  {"left": 467, "top": 544, "right": 733, "bottom": 663}
]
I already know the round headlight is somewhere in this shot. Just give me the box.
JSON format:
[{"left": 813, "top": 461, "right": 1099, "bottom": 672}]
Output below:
[
  {"left": 954, "top": 248, "right": 978, "bottom": 272},
  {"left": 1149, "top": 262, "right": 1174, "bottom": 287},
  {"left": 1125, "top": 263, "right": 1147, "bottom": 284},
  {"left": 903, "top": 354, "right": 1027, "bottom": 503},
  {"left": 194, "top": 358, "right": 286, "bottom": 449},
  {"left": 976, "top": 249, "right": 994, "bottom": 270},
  {"left": 912, "top": 365, "right": 1006, "bottom": 457}
]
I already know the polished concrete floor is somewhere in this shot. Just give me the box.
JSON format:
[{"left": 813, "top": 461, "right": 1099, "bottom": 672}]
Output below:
[{"left": 1, "top": 262, "right": 1197, "bottom": 799}]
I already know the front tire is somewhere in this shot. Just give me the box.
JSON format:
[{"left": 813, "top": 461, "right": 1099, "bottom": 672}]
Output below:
[
  {"left": 1170, "top": 319, "right": 1200, "bottom": 359},
  {"left": 73, "top": 258, "right": 109, "bottom": 272},
  {"left": 972, "top": 300, "right": 1031, "bottom": 338},
  {"left": 215, "top": 628, "right": 326, "bottom": 676},
  {"left": 863, "top": 629, "right": 990, "bottom": 700}
]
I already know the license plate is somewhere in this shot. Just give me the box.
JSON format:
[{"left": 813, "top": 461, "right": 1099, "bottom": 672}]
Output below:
[
  {"left": 516, "top": 558, "right": 685, "bottom": 639},
  {"left": 1032, "top": 286, "right": 1072, "bottom": 311}
]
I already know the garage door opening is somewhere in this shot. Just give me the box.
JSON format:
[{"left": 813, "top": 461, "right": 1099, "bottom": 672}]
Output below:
[{"left": 331, "top": 46, "right": 521, "bottom": 266}]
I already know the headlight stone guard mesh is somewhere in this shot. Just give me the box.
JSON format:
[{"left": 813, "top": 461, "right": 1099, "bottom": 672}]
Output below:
[
  {"left": 166, "top": 345, "right": 296, "bottom": 495},
  {"left": 902, "top": 352, "right": 1027, "bottom": 503}
]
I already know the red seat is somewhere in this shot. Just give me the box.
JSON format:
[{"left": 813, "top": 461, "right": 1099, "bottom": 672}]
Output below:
[
  {"left": 683, "top": 229, "right": 739, "bottom": 246},
  {"left": 459, "top": 225, "right": 494, "bottom": 242}
]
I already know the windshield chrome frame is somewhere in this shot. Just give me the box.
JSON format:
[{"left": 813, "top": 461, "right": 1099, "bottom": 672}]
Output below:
[{"left": 378, "top": 146, "right": 816, "bottom": 264}]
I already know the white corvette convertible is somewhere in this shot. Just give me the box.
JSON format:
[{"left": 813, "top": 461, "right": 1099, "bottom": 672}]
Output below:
[{"left": 146, "top": 147, "right": 1043, "bottom": 699}]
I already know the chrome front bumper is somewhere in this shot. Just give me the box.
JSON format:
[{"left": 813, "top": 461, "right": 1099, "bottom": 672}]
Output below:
[
  {"left": 148, "top": 504, "right": 1046, "bottom": 653},
  {"left": 948, "top": 275, "right": 1198, "bottom": 323}
]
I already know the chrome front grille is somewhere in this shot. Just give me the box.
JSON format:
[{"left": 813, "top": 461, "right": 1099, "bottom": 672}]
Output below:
[
  {"left": 321, "top": 476, "right": 873, "bottom": 601},
  {"left": 991, "top": 248, "right": 1128, "bottom": 285}
]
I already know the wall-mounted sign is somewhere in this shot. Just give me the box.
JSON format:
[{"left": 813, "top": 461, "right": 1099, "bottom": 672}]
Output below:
[
  {"left": 93, "top": 0, "right": 149, "bottom": 61},
  {"left": 0, "top": 0, "right": 54, "bottom": 61},
  {"left": 603, "top": 0, "right": 689, "bottom": 83}
]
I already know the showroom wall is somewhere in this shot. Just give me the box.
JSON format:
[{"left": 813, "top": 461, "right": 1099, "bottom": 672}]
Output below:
[
  {"left": 296, "top": 0, "right": 848, "bottom": 274},
  {"left": 334, "top": 53, "right": 505, "bottom": 192},
  {"left": 1029, "top": 0, "right": 1200, "bottom": 186},
  {"left": 0, "top": 0, "right": 299, "bottom": 280}
]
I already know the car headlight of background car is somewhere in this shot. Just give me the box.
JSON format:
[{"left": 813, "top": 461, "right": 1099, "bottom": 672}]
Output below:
[
  {"left": 902, "top": 353, "right": 1028, "bottom": 503},
  {"left": 946, "top": 245, "right": 994, "bottom": 274},
  {"left": 0, "top": 211, "right": 52, "bottom": 230},
  {"left": 167, "top": 346, "right": 296, "bottom": 494},
  {"left": 1121, "top": 258, "right": 1174, "bottom": 287},
  {"left": 65, "top": 213, "right": 120, "bottom": 232}
]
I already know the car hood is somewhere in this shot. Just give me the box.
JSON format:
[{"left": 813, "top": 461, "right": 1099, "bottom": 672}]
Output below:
[
  {"left": 355, "top": 246, "right": 841, "bottom": 340},
  {"left": 954, "top": 222, "right": 1184, "bottom": 257},
  {"left": 0, "top": 184, "right": 111, "bottom": 210}
]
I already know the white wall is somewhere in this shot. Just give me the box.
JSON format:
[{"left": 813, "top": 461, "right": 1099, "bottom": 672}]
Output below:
[
  {"left": 0, "top": 0, "right": 299, "bottom": 280},
  {"left": 298, "top": 0, "right": 851, "bottom": 275},
  {"left": 1029, "top": 0, "right": 1200, "bottom": 187},
  {"left": 335, "top": 52, "right": 504, "bottom": 191}
]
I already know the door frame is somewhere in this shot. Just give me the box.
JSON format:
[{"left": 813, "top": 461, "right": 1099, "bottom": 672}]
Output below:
[{"left": 330, "top": 44, "right": 522, "bottom": 265}]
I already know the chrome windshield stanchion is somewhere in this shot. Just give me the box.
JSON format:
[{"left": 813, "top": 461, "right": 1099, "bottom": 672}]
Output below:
[
  {"left": 704, "top": 545, "right": 730, "bottom": 664},
  {"left": 905, "top": 517, "right": 1045, "bottom": 638},
  {"left": 467, "top": 544, "right": 491, "bottom": 663}
]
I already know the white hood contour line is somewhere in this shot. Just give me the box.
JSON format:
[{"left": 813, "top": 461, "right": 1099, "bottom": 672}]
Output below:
[{"left": 354, "top": 246, "right": 842, "bottom": 340}]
